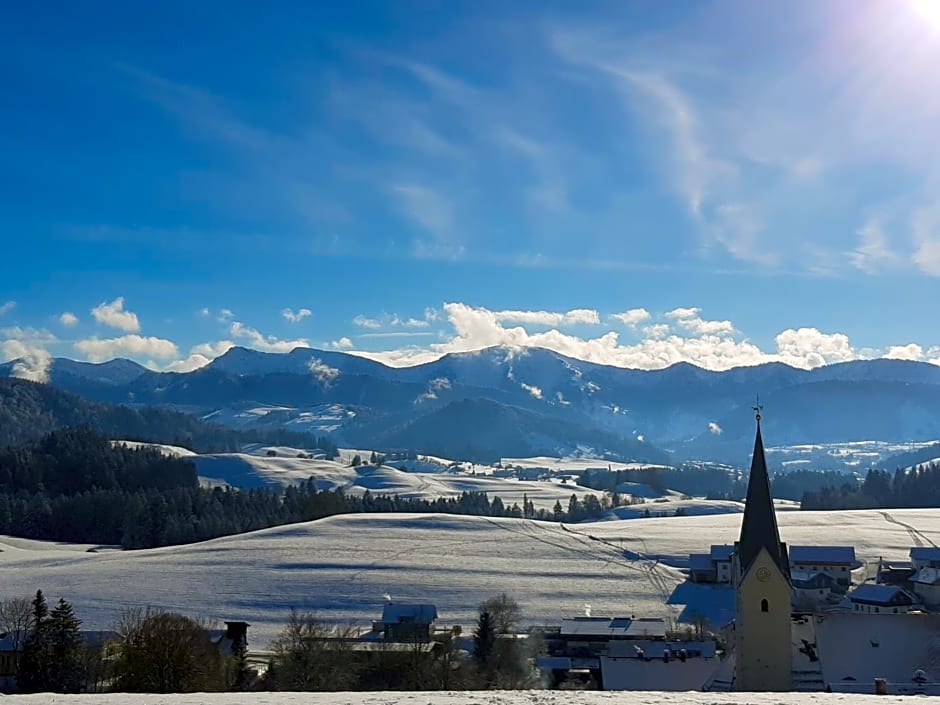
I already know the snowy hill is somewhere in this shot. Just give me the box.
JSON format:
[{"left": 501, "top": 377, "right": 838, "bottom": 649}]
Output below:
[{"left": 2, "top": 508, "right": 936, "bottom": 647}]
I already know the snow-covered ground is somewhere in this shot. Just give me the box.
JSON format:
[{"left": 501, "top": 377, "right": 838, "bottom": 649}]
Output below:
[
  {"left": 189, "top": 450, "right": 605, "bottom": 510},
  {"left": 0, "top": 691, "right": 921, "bottom": 704},
  {"left": 503, "top": 455, "right": 672, "bottom": 472},
  {"left": 1, "top": 508, "right": 936, "bottom": 648},
  {"left": 112, "top": 440, "right": 198, "bottom": 457}
]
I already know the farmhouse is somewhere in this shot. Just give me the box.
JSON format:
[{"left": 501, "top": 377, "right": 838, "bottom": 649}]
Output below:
[
  {"left": 847, "top": 584, "right": 921, "bottom": 614},
  {"left": 788, "top": 546, "right": 858, "bottom": 591}
]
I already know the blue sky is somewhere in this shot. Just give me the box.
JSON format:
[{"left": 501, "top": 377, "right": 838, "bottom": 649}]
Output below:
[{"left": 3, "top": 0, "right": 940, "bottom": 376}]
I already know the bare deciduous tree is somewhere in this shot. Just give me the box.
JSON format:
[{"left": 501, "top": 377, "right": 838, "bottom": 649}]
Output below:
[{"left": 0, "top": 596, "right": 33, "bottom": 651}]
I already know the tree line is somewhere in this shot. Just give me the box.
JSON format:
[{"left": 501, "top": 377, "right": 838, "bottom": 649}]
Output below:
[
  {"left": 0, "top": 427, "right": 610, "bottom": 548},
  {"left": 801, "top": 463, "right": 940, "bottom": 510}
]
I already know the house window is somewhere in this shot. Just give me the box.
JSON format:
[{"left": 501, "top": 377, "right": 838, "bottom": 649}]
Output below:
[{"left": 761, "top": 599, "right": 769, "bottom": 613}]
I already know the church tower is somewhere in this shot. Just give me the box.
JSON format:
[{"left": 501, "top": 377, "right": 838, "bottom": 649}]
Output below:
[{"left": 733, "top": 407, "right": 792, "bottom": 691}]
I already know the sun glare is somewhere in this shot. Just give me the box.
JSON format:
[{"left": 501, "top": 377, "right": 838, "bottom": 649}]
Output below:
[{"left": 912, "top": 0, "right": 940, "bottom": 31}]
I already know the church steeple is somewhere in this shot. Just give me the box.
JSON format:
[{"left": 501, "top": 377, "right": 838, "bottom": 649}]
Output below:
[{"left": 736, "top": 405, "right": 789, "bottom": 581}]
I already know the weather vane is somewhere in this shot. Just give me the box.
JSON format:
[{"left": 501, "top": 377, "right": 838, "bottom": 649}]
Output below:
[{"left": 752, "top": 394, "right": 763, "bottom": 422}]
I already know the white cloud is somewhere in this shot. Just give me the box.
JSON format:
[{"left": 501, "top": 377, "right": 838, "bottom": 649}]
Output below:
[
  {"left": 884, "top": 343, "right": 924, "bottom": 361},
  {"left": 75, "top": 335, "right": 179, "bottom": 363},
  {"left": 774, "top": 328, "right": 855, "bottom": 369},
  {"left": 415, "top": 376, "right": 451, "bottom": 404},
  {"left": 330, "top": 337, "right": 354, "bottom": 350},
  {"left": 230, "top": 321, "right": 310, "bottom": 353},
  {"left": 391, "top": 183, "right": 455, "bottom": 242},
  {"left": 493, "top": 308, "right": 600, "bottom": 326},
  {"left": 90, "top": 297, "right": 140, "bottom": 332},
  {"left": 677, "top": 317, "right": 734, "bottom": 336},
  {"left": 0, "top": 301, "right": 15, "bottom": 317},
  {"left": 664, "top": 307, "right": 700, "bottom": 320},
  {"left": 351, "top": 302, "right": 901, "bottom": 372},
  {"left": 849, "top": 218, "right": 901, "bottom": 274},
  {"left": 611, "top": 308, "right": 651, "bottom": 327},
  {"left": 164, "top": 340, "right": 235, "bottom": 373},
  {"left": 520, "top": 382, "right": 543, "bottom": 399},
  {"left": 913, "top": 204, "right": 940, "bottom": 276},
  {"left": 353, "top": 315, "right": 382, "bottom": 329},
  {"left": 708, "top": 422, "right": 722, "bottom": 435},
  {"left": 1, "top": 340, "right": 52, "bottom": 383},
  {"left": 217, "top": 308, "right": 235, "bottom": 322},
  {"left": 404, "top": 317, "right": 430, "bottom": 328},
  {"left": 282, "top": 307, "right": 312, "bottom": 323},
  {"left": 308, "top": 358, "right": 340, "bottom": 386},
  {"left": 59, "top": 312, "right": 79, "bottom": 327},
  {"left": 198, "top": 308, "right": 210, "bottom": 317},
  {"left": 430, "top": 377, "right": 451, "bottom": 391},
  {"left": 0, "top": 326, "right": 57, "bottom": 344}
]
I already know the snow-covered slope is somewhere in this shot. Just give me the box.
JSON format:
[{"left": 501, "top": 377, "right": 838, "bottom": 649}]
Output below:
[
  {"left": 1, "top": 508, "right": 936, "bottom": 648},
  {"left": 190, "top": 448, "right": 606, "bottom": 509}
]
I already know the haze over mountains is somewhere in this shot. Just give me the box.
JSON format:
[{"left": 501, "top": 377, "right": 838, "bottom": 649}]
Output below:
[{"left": 4, "top": 346, "right": 940, "bottom": 465}]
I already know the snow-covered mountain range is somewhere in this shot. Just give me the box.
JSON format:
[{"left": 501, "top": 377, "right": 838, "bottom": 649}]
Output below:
[{"left": 5, "top": 346, "right": 940, "bottom": 464}]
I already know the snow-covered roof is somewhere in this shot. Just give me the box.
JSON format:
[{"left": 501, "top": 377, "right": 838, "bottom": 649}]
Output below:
[
  {"left": 910, "top": 547, "right": 940, "bottom": 561},
  {"left": 559, "top": 617, "right": 667, "bottom": 639},
  {"left": 912, "top": 567, "right": 940, "bottom": 586},
  {"left": 792, "top": 572, "right": 834, "bottom": 589},
  {"left": 380, "top": 603, "right": 438, "bottom": 625},
  {"left": 789, "top": 545, "right": 856, "bottom": 564},
  {"left": 849, "top": 584, "right": 915, "bottom": 605},
  {"left": 709, "top": 544, "right": 734, "bottom": 561},
  {"left": 689, "top": 554, "right": 714, "bottom": 571}
]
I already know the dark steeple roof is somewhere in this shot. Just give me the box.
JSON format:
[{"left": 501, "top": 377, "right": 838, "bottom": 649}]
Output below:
[{"left": 736, "top": 414, "right": 789, "bottom": 580}]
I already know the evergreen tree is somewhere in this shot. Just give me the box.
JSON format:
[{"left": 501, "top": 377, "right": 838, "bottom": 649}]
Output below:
[
  {"left": 472, "top": 610, "right": 496, "bottom": 685},
  {"left": 17, "top": 590, "right": 52, "bottom": 693},
  {"left": 48, "top": 598, "right": 83, "bottom": 692}
]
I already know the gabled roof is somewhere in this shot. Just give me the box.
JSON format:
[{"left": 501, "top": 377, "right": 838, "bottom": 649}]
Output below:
[
  {"left": 910, "top": 547, "right": 940, "bottom": 561},
  {"left": 789, "top": 545, "right": 857, "bottom": 565},
  {"left": 381, "top": 603, "right": 438, "bottom": 624},
  {"left": 791, "top": 570, "right": 835, "bottom": 589},
  {"left": 736, "top": 418, "right": 789, "bottom": 580},
  {"left": 849, "top": 584, "right": 916, "bottom": 606}
]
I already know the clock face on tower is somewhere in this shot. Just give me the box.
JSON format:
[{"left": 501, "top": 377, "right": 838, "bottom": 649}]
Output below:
[{"left": 756, "top": 566, "right": 771, "bottom": 582}]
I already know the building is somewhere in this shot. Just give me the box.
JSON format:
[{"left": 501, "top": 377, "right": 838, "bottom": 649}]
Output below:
[
  {"left": 732, "top": 410, "right": 793, "bottom": 692},
  {"left": 372, "top": 602, "right": 438, "bottom": 643},
  {"left": 910, "top": 547, "right": 940, "bottom": 571},
  {"left": 791, "top": 570, "right": 837, "bottom": 611},
  {"left": 788, "top": 546, "right": 858, "bottom": 591},
  {"left": 911, "top": 567, "right": 940, "bottom": 608},
  {"left": 536, "top": 616, "right": 719, "bottom": 690},
  {"left": 688, "top": 545, "right": 734, "bottom": 584},
  {"left": 847, "top": 584, "right": 921, "bottom": 614}
]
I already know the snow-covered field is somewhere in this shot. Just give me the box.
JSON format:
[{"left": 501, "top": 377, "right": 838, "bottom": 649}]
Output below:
[
  {"left": 1, "top": 508, "right": 937, "bottom": 648},
  {"left": 0, "top": 691, "right": 922, "bottom": 704},
  {"left": 188, "top": 448, "right": 606, "bottom": 510},
  {"left": 503, "top": 455, "right": 672, "bottom": 472}
]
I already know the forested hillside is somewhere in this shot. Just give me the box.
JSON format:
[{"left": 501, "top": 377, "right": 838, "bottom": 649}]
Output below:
[{"left": 0, "top": 377, "right": 337, "bottom": 455}]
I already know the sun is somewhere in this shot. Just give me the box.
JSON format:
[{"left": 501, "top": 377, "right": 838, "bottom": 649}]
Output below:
[{"left": 912, "top": 0, "right": 940, "bottom": 31}]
